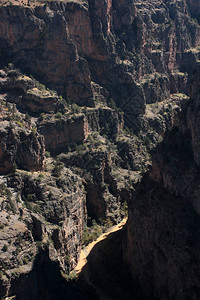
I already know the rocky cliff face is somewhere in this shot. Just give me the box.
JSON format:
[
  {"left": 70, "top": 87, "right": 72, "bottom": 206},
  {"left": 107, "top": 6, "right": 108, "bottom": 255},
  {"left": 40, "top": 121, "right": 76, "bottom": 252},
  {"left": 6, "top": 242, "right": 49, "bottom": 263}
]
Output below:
[
  {"left": 0, "top": 0, "right": 199, "bottom": 125},
  {"left": 38, "top": 114, "right": 89, "bottom": 154},
  {"left": 0, "top": 121, "right": 45, "bottom": 174},
  {"left": 0, "top": 165, "right": 87, "bottom": 298},
  {"left": 0, "top": 0, "right": 200, "bottom": 299},
  {"left": 0, "top": 3, "right": 94, "bottom": 107},
  {"left": 125, "top": 68, "right": 200, "bottom": 299}
]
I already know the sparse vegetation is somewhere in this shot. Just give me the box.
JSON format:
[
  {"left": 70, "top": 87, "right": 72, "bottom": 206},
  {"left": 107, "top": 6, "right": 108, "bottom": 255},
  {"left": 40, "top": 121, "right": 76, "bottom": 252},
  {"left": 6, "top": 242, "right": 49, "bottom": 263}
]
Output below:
[
  {"left": 55, "top": 112, "right": 63, "bottom": 119},
  {"left": 62, "top": 270, "right": 77, "bottom": 282},
  {"left": 120, "top": 201, "right": 128, "bottom": 217},
  {"left": 45, "top": 151, "right": 51, "bottom": 158},
  {"left": 52, "top": 160, "right": 64, "bottom": 177},
  {"left": 82, "top": 219, "right": 103, "bottom": 246},
  {"left": 0, "top": 183, "right": 16, "bottom": 213}
]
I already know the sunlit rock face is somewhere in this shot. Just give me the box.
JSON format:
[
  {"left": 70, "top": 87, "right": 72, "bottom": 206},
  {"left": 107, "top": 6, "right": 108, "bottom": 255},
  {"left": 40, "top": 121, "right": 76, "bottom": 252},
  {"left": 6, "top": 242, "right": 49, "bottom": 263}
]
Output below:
[
  {"left": 0, "top": 3, "right": 94, "bottom": 107},
  {"left": 0, "top": 0, "right": 200, "bottom": 126}
]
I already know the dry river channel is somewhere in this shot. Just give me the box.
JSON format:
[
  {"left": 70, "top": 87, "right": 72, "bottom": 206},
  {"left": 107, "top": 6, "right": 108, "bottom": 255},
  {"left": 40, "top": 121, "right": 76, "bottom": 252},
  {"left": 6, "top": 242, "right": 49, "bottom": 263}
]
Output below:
[{"left": 72, "top": 218, "right": 127, "bottom": 300}]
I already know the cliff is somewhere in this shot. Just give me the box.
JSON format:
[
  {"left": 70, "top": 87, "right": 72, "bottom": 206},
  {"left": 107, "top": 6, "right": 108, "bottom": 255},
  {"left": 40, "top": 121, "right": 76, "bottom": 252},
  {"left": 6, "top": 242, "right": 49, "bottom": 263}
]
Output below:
[
  {"left": 125, "top": 68, "right": 200, "bottom": 299},
  {"left": 0, "top": 0, "right": 199, "bottom": 127},
  {"left": 0, "top": 165, "right": 87, "bottom": 298},
  {"left": 0, "top": 0, "right": 200, "bottom": 299},
  {"left": 0, "top": 121, "right": 45, "bottom": 174}
]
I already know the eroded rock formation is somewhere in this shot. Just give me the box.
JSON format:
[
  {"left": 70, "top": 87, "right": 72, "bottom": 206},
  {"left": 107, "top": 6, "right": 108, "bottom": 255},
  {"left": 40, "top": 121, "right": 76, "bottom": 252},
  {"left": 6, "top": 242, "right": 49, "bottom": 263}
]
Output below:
[
  {"left": 0, "top": 0, "right": 199, "bottom": 126},
  {"left": 0, "top": 121, "right": 45, "bottom": 174},
  {"left": 0, "top": 165, "right": 87, "bottom": 298},
  {"left": 125, "top": 68, "right": 200, "bottom": 299},
  {"left": 0, "top": 0, "right": 200, "bottom": 299}
]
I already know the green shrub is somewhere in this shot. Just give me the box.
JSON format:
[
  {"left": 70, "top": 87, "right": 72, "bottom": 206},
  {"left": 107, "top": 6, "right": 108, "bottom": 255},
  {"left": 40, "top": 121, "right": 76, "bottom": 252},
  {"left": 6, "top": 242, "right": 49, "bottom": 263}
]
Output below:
[
  {"left": 23, "top": 257, "right": 28, "bottom": 265},
  {"left": 26, "top": 194, "right": 36, "bottom": 202},
  {"left": 37, "top": 173, "right": 44, "bottom": 182},
  {"left": 31, "top": 126, "right": 37, "bottom": 137},
  {"left": 25, "top": 113, "right": 31, "bottom": 121},
  {"left": 52, "top": 161, "right": 64, "bottom": 177},
  {"left": 108, "top": 98, "right": 117, "bottom": 110},
  {"left": 120, "top": 201, "right": 128, "bottom": 217},
  {"left": 71, "top": 103, "right": 81, "bottom": 114},
  {"left": 45, "top": 151, "right": 51, "bottom": 158},
  {"left": 63, "top": 271, "right": 77, "bottom": 282},
  {"left": 103, "top": 217, "right": 113, "bottom": 229},
  {"left": 32, "top": 204, "right": 41, "bottom": 214},
  {"left": 55, "top": 112, "right": 63, "bottom": 119},
  {"left": 0, "top": 271, "right": 3, "bottom": 279},
  {"left": 82, "top": 220, "right": 103, "bottom": 246},
  {"left": 8, "top": 198, "right": 16, "bottom": 214}
]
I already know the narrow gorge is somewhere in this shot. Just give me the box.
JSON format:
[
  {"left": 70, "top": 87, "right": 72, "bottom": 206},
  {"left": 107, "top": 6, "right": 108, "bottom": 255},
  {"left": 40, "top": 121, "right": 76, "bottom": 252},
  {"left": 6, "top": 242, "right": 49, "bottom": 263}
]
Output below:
[{"left": 0, "top": 0, "right": 200, "bottom": 299}]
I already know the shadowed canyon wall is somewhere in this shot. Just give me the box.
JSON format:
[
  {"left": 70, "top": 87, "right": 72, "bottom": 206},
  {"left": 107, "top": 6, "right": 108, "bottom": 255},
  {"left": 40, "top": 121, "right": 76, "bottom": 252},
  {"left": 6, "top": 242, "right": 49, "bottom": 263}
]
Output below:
[{"left": 125, "top": 68, "right": 200, "bottom": 299}]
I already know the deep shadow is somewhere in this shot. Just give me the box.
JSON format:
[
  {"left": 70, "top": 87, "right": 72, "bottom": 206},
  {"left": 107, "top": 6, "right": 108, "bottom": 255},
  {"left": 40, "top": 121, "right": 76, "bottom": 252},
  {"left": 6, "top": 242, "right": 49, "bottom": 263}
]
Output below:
[
  {"left": 10, "top": 248, "right": 97, "bottom": 300},
  {"left": 80, "top": 226, "right": 147, "bottom": 300}
]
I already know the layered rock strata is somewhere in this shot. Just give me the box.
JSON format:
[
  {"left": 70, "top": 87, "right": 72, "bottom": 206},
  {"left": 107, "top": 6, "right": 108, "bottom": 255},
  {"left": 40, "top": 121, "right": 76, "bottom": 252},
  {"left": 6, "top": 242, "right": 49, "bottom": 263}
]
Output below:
[
  {"left": 0, "top": 0, "right": 199, "bottom": 126},
  {"left": 0, "top": 0, "right": 200, "bottom": 299}
]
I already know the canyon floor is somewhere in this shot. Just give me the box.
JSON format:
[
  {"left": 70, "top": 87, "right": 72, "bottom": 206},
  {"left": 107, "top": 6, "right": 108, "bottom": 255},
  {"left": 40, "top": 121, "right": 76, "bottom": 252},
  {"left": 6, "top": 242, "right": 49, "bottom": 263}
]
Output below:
[{"left": 74, "top": 217, "right": 127, "bottom": 275}]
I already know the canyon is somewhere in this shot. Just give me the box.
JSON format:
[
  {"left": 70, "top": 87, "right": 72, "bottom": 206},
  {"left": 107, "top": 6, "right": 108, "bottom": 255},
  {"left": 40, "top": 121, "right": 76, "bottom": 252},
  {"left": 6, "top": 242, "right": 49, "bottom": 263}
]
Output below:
[{"left": 0, "top": 0, "right": 200, "bottom": 299}]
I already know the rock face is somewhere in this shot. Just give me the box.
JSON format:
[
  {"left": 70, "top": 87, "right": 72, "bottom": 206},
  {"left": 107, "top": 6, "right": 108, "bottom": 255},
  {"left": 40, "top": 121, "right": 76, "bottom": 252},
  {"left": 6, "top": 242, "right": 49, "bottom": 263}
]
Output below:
[
  {"left": 0, "top": 68, "right": 65, "bottom": 116},
  {"left": 0, "top": 0, "right": 200, "bottom": 299},
  {"left": 38, "top": 107, "right": 123, "bottom": 154},
  {"left": 86, "top": 107, "right": 124, "bottom": 137},
  {"left": 0, "top": 166, "right": 87, "bottom": 298},
  {"left": 125, "top": 69, "right": 200, "bottom": 299},
  {"left": 187, "top": 0, "right": 200, "bottom": 20},
  {"left": 0, "top": 211, "right": 37, "bottom": 298},
  {"left": 0, "top": 3, "right": 94, "bottom": 107},
  {"left": 0, "top": 121, "right": 45, "bottom": 174},
  {"left": 20, "top": 168, "right": 87, "bottom": 271},
  {"left": 59, "top": 144, "right": 126, "bottom": 223},
  {"left": 0, "top": 0, "right": 199, "bottom": 125},
  {"left": 38, "top": 114, "right": 89, "bottom": 154}
]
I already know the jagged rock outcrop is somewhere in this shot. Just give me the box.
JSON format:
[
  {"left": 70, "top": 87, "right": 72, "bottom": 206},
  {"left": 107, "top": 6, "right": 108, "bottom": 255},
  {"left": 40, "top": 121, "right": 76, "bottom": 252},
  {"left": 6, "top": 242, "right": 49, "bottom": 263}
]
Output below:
[
  {"left": 38, "top": 114, "right": 89, "bottom": 154},
  {"left": 59, "top": 147, "right": 123, "bottom": 222},
  {"left": 0, "top": 3, "right": 94, "bottom": 107},
  {"left": 124, "top": 68, "right": 200, "bottom": 299},
  {"left": 0, "top": 68, "right": 65, "bottom": 116},
  {"left": 86, "top": 107, "right": 124, "bottom": 137},
  {"left": 0, "top": 0, "right": 200, "bottom": 299},
  {"left": 0, "top": 0, "right": 199, "bottom": 127},
  {"left": 0, "top": 121, "right": 45, "bottom": 174},
  {"left": 0, "top": 210, "right": 37, "bottom": 298},
  {"left": 38, "top": 106, "right": 123, "bottom": 154},
  {"left": 0, "top": 165, "right": 87, "bottom": 298}
]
